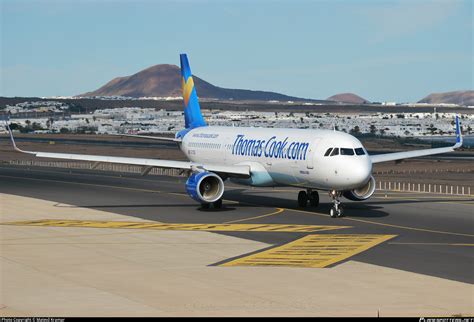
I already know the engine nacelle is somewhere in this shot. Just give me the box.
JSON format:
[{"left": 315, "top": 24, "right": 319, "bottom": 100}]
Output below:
[
  {"left": 186, "top": 171, "right": 224, "bottom": 203},
  {"left": 343, "top": 176, "right": 376, "bottom": 201}
]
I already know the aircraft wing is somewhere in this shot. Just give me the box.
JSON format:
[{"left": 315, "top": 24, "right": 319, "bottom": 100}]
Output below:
[
  {"left": 370, "top": 115, "right": 463, "bottom": 164},
  {"left": 5, "top": 124, "right": 249, "bottom": 177},
  {"left": 111, "top": 133, "right": 182, "bottom": 143}
]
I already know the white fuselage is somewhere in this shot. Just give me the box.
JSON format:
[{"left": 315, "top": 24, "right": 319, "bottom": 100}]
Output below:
[{"left": 180, "top": 126, "right": 372, "bottom": 191}]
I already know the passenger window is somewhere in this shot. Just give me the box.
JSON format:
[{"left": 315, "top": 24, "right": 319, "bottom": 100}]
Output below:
[
  {"left": 330, "top": 148, "right": 339, "bottom": 156},
  {"left": 324, "top": 148, "right": 333, "bottom": 156},
  {"left": 355, "top": 148, "right": 365, "bottom": 155},
  {"left": 341, "top": 148, "right": 355, "bottom": 156}
]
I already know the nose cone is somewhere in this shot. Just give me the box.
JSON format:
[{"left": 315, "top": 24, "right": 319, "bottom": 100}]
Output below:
[
  {"left": 350, "top": 157, "right": 372, "bottom": 185},
  {"left": 333, "top": 156, "right": 372, "bottom": 190}
]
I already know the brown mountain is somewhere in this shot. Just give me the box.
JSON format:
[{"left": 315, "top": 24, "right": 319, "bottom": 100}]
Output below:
[
  {"left": 78, "top": 64, "right": 321, "bottom": 102},
  {"left": 418, "top": 90, "right": 474, "bottom": 106},
  {"left": 326, "top": 93, "right": 370, "bottom": 104}
]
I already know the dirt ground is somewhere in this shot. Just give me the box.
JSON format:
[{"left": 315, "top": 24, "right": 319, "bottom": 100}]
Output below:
[{"left": 372, "top": 159, "right": 474, "bottom": 187}]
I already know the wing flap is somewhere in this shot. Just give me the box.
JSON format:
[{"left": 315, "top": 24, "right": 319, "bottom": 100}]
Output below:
[{"left": 31, "top": 152, "right": 250, "bottom": 176}]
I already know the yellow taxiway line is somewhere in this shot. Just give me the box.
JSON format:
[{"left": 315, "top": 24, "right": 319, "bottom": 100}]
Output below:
[
  {"left": 1, "top": 219, "right": 350, "bottom": 233},
  {"left": 284, "top": 207, "right": 474, "bottom": 238},
  {"left": 223, "top": 208, "right": 286, "bottom": 224},
  {"left": 389, "top": 242, "right": 474, "bottom": 247}
]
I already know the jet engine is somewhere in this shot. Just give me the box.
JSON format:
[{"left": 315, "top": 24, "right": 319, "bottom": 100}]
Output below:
[
  {"left": 185, "top": 171, "right": 224, "bottom": 203},
  {"left": 343, "top": 176, "right": 376, "bottom": 201}
]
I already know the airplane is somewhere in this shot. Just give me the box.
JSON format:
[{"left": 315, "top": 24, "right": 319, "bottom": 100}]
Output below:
[{"left": 5, "top": 54, "right": 463, "bottom": 218}]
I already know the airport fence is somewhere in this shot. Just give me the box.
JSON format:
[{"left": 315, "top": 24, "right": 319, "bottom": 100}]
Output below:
[
  {"left": 5, "top": 159, "right": 186, "bottom": 177},
  {"left": 376, "top": 181, "right": 471, "bottom": 196},
  {"left": 373, "top": 168, "right": 474, "bottom": 175},
  {"left": 4, "top": 159, "right": 473, "bottom": 196}
]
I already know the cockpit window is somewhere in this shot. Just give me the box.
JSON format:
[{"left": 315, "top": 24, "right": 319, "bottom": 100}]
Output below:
[
  {"left": 330, "top": 148, "right": 339, "bottom": 156},
  {"left": 355, "top": 148, "right": 366, "bottom": 155},
  {"left": 324, "top": 148, "right": 333, "bottom": 156},
  {"left": 340, "top": 148, "right": 355, "bottom": 156}
]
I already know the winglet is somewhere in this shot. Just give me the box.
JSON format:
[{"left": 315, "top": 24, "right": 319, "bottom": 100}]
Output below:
[
  {"left": 453, "top": 114, "right": 463, "bottom": 149},
  {"left": 4, "top": 119, "right": 35, "bottom": 154}
]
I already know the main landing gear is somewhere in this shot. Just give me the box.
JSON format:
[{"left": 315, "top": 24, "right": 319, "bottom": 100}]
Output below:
[
  {"left": 297, "top": 189, "right": 319, "bottom": 208},
  {"left": 329, "top": 190, "right": 344, "bottom": 218},
  {"left": 201, "top": 198, "right": 223, "bottom": 210}
]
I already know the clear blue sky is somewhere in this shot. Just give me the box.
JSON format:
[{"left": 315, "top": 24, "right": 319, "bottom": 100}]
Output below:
[{"left": 1, "top": 0, "right": 472, "bottom": 102}]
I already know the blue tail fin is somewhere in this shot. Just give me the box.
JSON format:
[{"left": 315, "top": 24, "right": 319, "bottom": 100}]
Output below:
[{"left": 180, "top": 54, "right": 207, "bottom": 129}]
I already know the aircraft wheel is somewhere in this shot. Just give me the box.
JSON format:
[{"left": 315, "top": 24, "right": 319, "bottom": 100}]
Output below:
[
  {"left": 330, "top": 207, "right": 337, "bottom": 218},
  {"left": 213, "top": 199, "right": 223, "bottom": 209},
  {"left": 309, "top": 191, "right": 319, "bottom": 207},
  {"left": 201, "top": 203, "right": 210, "bottom": 209},
  {"left": 337, "top": 206, "right": 344, "bottom": 217},
  {"left": 298, "top": 191, "right": 308, "bottom": 207}
]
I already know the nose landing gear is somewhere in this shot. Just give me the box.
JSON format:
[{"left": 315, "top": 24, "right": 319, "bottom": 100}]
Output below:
[{"left": 329, "top": 190, "right": 344, "bottom": 218}]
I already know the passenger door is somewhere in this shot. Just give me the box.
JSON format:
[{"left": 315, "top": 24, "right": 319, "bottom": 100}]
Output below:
[{"left": 306, "top": 138, "right": 320, "bottom": 170}]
